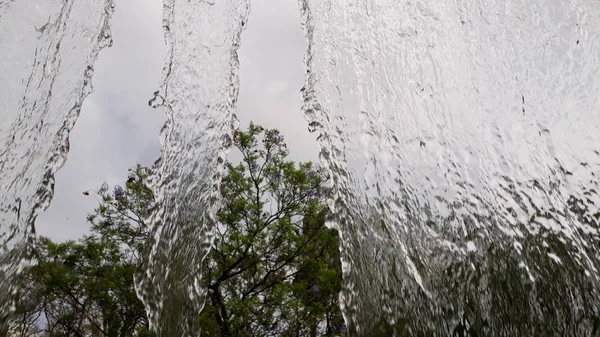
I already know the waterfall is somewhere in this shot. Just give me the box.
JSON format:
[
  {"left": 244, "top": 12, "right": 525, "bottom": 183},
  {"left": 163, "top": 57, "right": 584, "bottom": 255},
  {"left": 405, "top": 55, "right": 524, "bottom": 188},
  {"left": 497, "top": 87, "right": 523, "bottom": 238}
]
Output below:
[
  {"left": 0, "top": 0, "right": 114, "bottom": 330},
  {"left": 2, "top": 0, "right": 600, "bottom": 336},
  {"left": 299, "top": 0, "right": 600, "bottom": 335},
  {"left": 132, "top": 0, "right": 250, "bottom": 335}
]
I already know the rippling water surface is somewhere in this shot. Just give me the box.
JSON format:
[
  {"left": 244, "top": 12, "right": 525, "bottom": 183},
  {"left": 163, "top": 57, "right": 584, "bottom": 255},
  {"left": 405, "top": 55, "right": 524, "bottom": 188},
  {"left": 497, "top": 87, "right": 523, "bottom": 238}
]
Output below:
[
  {"left": 0, "top": 0, "right": 114, "bottom": 330},
  {"left": 2, "top": 0, "right": 600, "bottom": 336},
  {"left": 299, "top": 0, "right": 600, "bottom": 335},
  {"left": 133, "top": 0, "right": 250, "bottom": 335}
]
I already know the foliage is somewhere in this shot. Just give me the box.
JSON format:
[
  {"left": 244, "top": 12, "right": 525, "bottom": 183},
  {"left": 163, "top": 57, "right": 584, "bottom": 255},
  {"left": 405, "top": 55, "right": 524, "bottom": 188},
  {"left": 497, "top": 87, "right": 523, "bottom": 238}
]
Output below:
[
  {"left": 203, "top": 122, "right": 344, "bottom": 336},
  {"left": 9, "top": 123, "right": 345, "bottom": 337}
]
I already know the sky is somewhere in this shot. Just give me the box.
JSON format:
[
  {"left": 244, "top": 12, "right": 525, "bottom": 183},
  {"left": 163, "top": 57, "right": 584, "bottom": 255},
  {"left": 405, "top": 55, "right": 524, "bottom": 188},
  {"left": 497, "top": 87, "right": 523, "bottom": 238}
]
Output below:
[{"left": 36, "top": 0, "right": 318, "bottom": 241}]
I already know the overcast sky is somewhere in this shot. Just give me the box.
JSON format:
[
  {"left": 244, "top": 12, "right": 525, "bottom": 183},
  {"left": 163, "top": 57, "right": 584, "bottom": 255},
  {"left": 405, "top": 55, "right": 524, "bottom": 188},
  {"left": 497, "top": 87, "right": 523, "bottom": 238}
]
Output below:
[{"left": 37, "top": 0, "right": 318, "bottom": 241}]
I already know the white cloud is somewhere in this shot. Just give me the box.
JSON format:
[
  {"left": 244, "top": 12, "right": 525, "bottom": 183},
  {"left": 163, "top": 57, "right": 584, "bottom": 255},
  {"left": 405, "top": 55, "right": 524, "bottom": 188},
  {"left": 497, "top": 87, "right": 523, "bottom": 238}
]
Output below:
[{"left": 264, "top": 80, "right": 290, "bottom": 96}]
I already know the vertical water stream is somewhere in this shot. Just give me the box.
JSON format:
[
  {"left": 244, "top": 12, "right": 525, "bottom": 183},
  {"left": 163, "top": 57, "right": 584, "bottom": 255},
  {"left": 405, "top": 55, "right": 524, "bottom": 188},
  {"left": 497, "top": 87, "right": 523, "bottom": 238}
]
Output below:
[
  {"left": 3, "top": 0, "right": 600, "bottom": 335},
  {"left": 299, "top": 0, "right": 600, "bottom": 335},
  {"left": 133, "top": 0, "right": 250, "bottom": 335},
  {"left": 0, "top": 0, "right": 114, "bottom": 329}
]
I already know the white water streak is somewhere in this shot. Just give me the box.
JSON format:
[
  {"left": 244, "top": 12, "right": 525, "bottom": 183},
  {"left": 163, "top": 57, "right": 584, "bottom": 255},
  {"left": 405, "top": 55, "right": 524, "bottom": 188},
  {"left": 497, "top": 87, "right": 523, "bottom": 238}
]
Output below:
[
  {"left": 133, "top": 0, "right": 249, "bottom": 335},
  {"left": 0, "top": 0, "right": 114, "bottom": 328},
  {"left": 300, "top": 0, "right": 600, "bottom": 335}
]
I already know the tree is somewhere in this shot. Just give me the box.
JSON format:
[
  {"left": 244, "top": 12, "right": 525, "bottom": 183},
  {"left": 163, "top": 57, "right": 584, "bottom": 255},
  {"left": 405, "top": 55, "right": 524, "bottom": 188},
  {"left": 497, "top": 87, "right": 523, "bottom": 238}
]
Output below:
[
  {"left": 201, "top": 123, "right": 344, "bottom": 336},
  {"left": 9, "top": 213, "right": 149, "bottom": 336},
  {"left": 9, "top": 123, "right": 345, "bottom": 337}
]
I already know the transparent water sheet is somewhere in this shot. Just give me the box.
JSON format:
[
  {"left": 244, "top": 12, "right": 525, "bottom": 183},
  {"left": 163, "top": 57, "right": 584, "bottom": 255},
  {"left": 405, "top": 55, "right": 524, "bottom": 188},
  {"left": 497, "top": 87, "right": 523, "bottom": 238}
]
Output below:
[
  {"left": 0, "top": 0, "right": 114, "bottom": 329},
  {"left": 299, "top": 0, "right": 600, "bottom": 335},
  {"left": 133, "top": 0, "right": 250, "bottom": 335}
]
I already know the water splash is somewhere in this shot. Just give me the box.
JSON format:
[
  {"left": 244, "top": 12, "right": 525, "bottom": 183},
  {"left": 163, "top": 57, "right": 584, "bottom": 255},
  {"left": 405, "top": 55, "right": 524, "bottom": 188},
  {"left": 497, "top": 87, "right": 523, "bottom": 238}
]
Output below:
[
  {"left": 299, "top": 0, "right": 600, "bottom": 335},
  {"left": 0, "top": 0, "right": 114, "bottom": 330},
  {"left": 132, "top": 0, "right": 249, "bottom": 335}
]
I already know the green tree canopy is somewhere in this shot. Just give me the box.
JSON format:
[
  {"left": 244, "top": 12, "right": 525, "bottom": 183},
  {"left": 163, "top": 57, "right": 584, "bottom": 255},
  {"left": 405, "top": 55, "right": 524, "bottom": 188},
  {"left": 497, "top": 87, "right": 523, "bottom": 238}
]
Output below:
[{"left": 9, "top": 123, "right": 345, "bottom": 337}]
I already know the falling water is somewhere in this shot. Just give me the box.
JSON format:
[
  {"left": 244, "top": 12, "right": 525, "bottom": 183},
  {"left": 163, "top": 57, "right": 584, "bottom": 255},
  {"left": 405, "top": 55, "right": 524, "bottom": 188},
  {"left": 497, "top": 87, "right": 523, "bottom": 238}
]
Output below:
[
  {"left": 299, "top": 0, "right": 600, "bottom": 336},
  {"left": 132, "top": 0, "right": 250, "bottom": 335},
  {"left": 3, "top": 0, "right": 600, "bottom": 335},
  {"left": 0, "top": 0, "right": 114, "bottom": 330}
]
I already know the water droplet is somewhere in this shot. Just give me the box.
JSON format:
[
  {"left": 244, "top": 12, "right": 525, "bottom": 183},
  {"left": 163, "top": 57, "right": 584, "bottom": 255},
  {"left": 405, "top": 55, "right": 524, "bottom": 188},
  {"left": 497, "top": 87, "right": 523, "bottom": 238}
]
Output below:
[{"left": 148, "top": 91, "right": 164, "bottom": 108}]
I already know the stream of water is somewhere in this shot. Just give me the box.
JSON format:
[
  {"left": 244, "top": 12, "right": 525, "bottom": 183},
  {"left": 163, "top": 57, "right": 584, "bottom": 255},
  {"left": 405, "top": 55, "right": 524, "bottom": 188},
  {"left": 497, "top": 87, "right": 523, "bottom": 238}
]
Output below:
[
  {"left": 0, "top": 0, "right": 114, "bottom": 330},
  {"left": 299, "top": 0, "right": 600, "bottom": 335},
  {"left": 1, "top": 0, "right": 600, "bottom": 336},
  {"left": 132, "top": 0, "right": 250, "bottom": 335}
]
